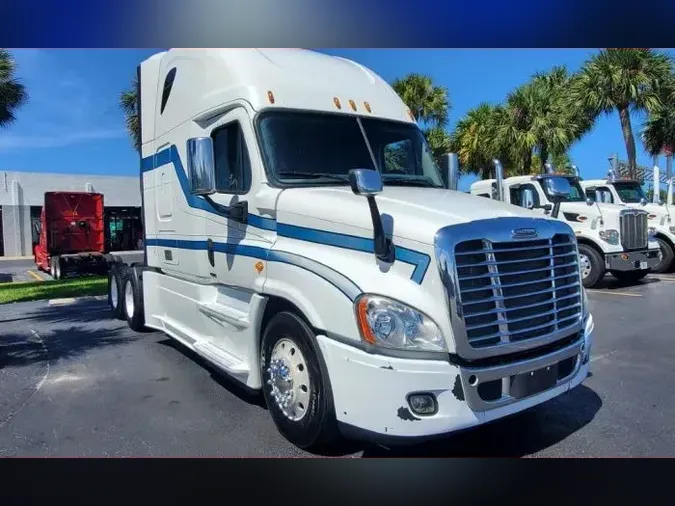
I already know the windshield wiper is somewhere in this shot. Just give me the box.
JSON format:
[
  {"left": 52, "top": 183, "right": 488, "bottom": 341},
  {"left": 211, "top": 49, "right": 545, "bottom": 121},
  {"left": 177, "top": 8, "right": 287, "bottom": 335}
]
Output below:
[
  {"left": 383, "top": 177, "right": 440, "bottom": 188},
  {"left": 277, "top": 172, "right": 349, "bottom": 182}
]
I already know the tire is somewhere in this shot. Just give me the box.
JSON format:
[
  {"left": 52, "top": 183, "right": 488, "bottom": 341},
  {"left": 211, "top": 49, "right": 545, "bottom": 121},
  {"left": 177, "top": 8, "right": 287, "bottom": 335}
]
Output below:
[
  {"left": 611, "top": 270, "right": 649, "bottom": 284},
  {"left": 260, "top": 311, "right": 337, "bottom": 450},
  {"left": 122, "top": 268, "right": 147, "bottom": 332},
  {"left": 578, "top": 244, "right": 605, "bottom": 288},
  {"left": 651, "top": 237, "right": 675, "bottom": 274},
  {"left": 108, "top": 264, "right": 125, "bottom": 320}
]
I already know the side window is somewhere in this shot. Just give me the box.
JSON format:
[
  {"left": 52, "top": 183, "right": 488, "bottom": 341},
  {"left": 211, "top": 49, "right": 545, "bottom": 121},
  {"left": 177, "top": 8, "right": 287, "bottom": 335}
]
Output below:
[
  {"left": 212, "top": 122, "right": 252, "bottom": 194},
  {"left": 383, "top": 139, "right": 413, "bottom": 174},
  {"left": 598, "top": 186, "right": 614, "bottom": 203},
  {"left": 160, "top": 68, "right": 177, "bottom": 114}
]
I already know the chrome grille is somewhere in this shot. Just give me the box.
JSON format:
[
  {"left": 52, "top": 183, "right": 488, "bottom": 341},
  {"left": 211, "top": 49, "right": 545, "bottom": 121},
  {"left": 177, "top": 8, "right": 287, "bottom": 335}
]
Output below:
[
  {"left": 620, "top": 210, "right": 648, "bottom": 250},
  {"left": 454, "top": 234, "right": 582, "bottom": 349}
]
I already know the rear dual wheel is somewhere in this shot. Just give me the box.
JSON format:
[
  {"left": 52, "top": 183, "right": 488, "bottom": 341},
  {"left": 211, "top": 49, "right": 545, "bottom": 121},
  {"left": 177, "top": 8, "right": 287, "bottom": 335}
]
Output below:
[{"left": 108, "top": 264, "right": 146, "bottom": 331}]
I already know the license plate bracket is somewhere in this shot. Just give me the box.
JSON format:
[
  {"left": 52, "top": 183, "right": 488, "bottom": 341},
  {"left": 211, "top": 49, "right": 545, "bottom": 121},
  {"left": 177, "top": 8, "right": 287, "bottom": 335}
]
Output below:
[{"left": 510, "top": 364, "right": 558, "bottom": 399}]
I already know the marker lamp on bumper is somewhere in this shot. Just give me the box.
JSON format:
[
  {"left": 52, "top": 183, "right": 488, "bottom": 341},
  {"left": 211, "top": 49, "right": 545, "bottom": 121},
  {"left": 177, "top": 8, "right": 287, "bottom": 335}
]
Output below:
[
  {"left": 598, "top": 229, "right": 619, "bottom": 245},
  {"left": 355, "top": 295, "right": 447, "bottom": 352}
]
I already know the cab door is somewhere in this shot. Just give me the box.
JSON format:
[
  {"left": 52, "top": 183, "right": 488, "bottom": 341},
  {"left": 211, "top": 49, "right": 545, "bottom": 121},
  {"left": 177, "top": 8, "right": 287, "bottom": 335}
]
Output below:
[{"left": 202, "top": 107, "right": 274, "bottom": 292}]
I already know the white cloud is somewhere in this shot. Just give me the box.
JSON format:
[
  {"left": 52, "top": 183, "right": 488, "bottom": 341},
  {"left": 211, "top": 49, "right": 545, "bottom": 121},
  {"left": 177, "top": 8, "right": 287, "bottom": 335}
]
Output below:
[{"left": 0, "top": 128, "right": 126, "bottom": 150}]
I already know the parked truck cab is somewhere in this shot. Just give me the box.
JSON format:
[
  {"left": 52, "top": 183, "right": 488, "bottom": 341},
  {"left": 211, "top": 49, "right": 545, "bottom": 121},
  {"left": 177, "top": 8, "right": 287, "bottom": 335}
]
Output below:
[
  {"left": 470, "top": 161, "right": 661, "bottom": 288},
  {"left": 109, "top": 48, "right": 594, "bottom": 449},
  {"left": 579, "top": 166, "right": 675, "bottom": 273}
]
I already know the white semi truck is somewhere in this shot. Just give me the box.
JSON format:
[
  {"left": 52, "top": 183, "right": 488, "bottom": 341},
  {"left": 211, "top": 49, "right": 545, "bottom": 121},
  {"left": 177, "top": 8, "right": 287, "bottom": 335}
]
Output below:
[
  {"left": 470, "top": 161, "right": 661, "bottom": 288},
  {"left": 579, "top": 164, "right": 675, "bottom": 273},
  {"left": 107, "top": 48, "right": 594, "bottom": 449}
]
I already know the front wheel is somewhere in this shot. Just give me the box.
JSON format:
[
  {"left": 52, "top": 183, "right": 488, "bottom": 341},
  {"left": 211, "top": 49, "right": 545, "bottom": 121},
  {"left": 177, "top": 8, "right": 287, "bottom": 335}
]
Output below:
[
  {"left": 651, "top": 237, "right": 675, "bottom": 273},
  {"left": 260, "top": 311, "right": 337, "bottom": 450},
  {"left": 611, "top": 270, "right": 649, "bottom": 284},
  {"left": 578, "top": 244, "right": 605, "bottom": 288}
]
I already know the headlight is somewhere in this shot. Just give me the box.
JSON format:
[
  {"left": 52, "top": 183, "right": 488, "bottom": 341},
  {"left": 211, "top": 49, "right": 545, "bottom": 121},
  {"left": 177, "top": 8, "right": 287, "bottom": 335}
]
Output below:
[
  {"left": 648, "top": 227, "right": 657, "bottom": 237},
  {"left": 355, "top": 295, "right": 447, "bottom": 352},
  {"left": 598, "top": 229, "right": 619, "bottom": 244}
]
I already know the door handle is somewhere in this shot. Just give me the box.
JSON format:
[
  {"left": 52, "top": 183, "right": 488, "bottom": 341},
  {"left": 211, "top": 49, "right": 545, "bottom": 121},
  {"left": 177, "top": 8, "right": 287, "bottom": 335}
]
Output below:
[{"left": 207, "top": 238, "right": 215, "bottom": 267}]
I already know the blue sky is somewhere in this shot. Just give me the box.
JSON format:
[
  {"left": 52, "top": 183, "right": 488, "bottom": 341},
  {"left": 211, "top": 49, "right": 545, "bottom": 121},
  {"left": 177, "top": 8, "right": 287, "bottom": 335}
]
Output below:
[{"left": 2, "top": 49, "right": 669, "bottom": 190}]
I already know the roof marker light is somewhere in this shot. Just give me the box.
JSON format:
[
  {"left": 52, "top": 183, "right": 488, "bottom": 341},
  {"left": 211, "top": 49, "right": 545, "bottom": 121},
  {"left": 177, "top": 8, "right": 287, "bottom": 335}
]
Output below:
[
  {"left": 333, "top": 97, "right": 342, "bottom": 109},
  {"left": 364, "top": 102, "right": 372, "bottom": 113},
  {"left": 349, "top": 99, "right": 357, "bottom": 111},
  {"left": 267, "top": 91, "right": 275, "bottom": 104}
]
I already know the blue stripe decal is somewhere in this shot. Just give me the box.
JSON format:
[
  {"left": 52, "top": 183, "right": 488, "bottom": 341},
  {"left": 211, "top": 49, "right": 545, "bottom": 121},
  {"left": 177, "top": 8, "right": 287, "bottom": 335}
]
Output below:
[
  {"left": 142, "top": 146, "right": 277, "bottom": 231},
  {"left": 145, "top": 238, "right": 361, "bottom": 301},
  {"left": 277, "top": 223, "right": 431, "bottom": 285},
  {"left": 141, "top": 145, "right": 431, "bottom": 284}
]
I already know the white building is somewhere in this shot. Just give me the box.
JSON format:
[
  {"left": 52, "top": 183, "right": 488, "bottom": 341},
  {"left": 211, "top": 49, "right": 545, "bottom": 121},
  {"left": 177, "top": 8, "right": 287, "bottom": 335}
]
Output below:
[{"left": 0, "top": 170, "right": 141, "bottom": 257}]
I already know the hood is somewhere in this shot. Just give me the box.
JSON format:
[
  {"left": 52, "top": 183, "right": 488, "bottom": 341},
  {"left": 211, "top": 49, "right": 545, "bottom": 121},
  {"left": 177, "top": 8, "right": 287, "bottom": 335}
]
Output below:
[{"left": 276, "top": 186, "right": 549, "bottom": 245}]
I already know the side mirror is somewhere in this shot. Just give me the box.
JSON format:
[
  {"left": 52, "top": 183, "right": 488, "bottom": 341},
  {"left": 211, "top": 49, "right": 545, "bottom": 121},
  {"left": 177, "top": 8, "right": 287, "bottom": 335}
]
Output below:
[
  {"left": 522, "top": 188, "right": 535, "bottom": 210},
  {"left": 348, "top": 169, "right": 393, "bottom": 263},
  {"left": 440, "top": 153, "right": 460, "bottom": 191},
  {"left": 187, "top": 137, "right": 216, "bottom": 195},
  {"left": 586, "top": 197, "right": 594, "bottom": 206},
  {"left": 640, "top": 197, "right": 648, "bottom": 206},
  {"left": 348, "top": 168, "right": 383, "bottom": 196}
]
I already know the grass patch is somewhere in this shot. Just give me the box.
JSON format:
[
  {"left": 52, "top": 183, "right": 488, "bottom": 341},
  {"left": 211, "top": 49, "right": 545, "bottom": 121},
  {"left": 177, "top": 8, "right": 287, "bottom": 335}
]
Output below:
[{"left": 0, "top": 276, "right": 108, "bottom": 305}]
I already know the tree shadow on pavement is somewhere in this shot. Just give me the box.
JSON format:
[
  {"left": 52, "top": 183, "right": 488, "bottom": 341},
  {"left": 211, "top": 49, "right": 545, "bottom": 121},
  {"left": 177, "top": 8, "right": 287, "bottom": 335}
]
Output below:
[
  {"left": 0, "top": 300, "right": 114, "bottom": 327},
  {"left": 0, "top": 301, "right": 140, "bottom": 369}
]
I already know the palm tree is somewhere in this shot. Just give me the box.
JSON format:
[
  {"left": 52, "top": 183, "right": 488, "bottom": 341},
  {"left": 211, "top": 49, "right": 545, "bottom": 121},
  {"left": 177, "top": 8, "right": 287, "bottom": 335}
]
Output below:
[
  {"left": 450, "top": 103, "right": 509, "bottom": 178},
  {"left": 119, "top": 76, "right": 140, "bottom": 153},
  {"left": 497, "top": 83, "right": 539, "bottom": 174},
  {"left": 0, "top": 49, "right": 28, "bottom": 127},
  {"left": 529, "top": 66, "right": 592, "bottom": 171},
  {"left": 572, "top": 49, "right": 675, "bottom": 178},
  {"left": 392, "top": 73, "right": 450, "bottom": 126}
]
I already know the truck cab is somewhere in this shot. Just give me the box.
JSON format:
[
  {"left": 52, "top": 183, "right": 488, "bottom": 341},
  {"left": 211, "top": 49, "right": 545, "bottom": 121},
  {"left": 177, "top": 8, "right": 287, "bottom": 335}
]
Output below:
[
  {"left": 470, "top": 161, "right": 661, "bottom": 288},
  {"left": 109, "top": 48, "right": 594, "bottom": 449},
  {"left": 579, "top": 167, "right": 675, "bottom": 273}
]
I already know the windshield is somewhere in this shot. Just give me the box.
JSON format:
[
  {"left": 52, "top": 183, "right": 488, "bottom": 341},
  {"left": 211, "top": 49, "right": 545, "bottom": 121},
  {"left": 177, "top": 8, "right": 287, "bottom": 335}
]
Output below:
[
  {"left": 612, "top": 181, "right": 647, "bottom": 203},
  {"left": 257, "top": 111, "right": 444, "bottom": 188},
  {"left": 539, "top": 177, "right": 586, "bottom": 202}
]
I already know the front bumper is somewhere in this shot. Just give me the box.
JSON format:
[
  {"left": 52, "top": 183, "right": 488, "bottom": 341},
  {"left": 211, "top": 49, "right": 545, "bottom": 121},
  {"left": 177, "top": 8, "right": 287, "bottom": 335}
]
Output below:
[
  {"left": 605, "top": 249, "right": 661, "bottom": 272},
  {"left": 318, "top": 314, "right": 594, "bottom": 440}
]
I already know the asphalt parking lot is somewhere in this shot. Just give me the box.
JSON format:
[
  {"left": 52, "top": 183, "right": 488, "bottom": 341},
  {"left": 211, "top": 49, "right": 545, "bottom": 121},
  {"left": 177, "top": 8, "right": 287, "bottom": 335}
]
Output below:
[{"left": 1, "top": 272, "right": 674, "bottom": 457}]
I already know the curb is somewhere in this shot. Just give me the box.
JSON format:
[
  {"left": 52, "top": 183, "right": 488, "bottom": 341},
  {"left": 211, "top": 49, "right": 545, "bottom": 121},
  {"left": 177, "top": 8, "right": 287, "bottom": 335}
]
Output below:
[{"left": 48, "top": 295, "right": 107, "bottom": 306}]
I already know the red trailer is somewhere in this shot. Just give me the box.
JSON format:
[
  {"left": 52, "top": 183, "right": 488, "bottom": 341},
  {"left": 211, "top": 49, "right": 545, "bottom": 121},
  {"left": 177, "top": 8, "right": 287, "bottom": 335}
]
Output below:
[{"left": 34, "top": 191, "right": 111, "bottom": 279}]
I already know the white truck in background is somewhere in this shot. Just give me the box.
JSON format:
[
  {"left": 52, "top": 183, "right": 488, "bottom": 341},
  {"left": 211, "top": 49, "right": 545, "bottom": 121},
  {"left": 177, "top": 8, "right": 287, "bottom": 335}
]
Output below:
[
  {"left": 107, "top": 48, "right": 594, "bottom": 449},
  {"left": 579, "top": 162, "right": 675, "bottom": 273},
  {"left": 470, "top": 161, "right": 661, "bottom": 288}
]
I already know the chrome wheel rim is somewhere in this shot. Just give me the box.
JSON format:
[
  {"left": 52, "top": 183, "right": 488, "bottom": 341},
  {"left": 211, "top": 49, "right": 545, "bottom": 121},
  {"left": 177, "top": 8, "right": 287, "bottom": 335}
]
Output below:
[
  {"left": 110, "top": 279, "right": 118, "bottom": 308},
  {"left": 266, "top": 338, "right": 311, "bottom": 422},
  {"left": 125, "top": 281, "right": 134, "bottom": 318},
  {"left": 579, "top": 254, "right": 592, "bottom": 280}
]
